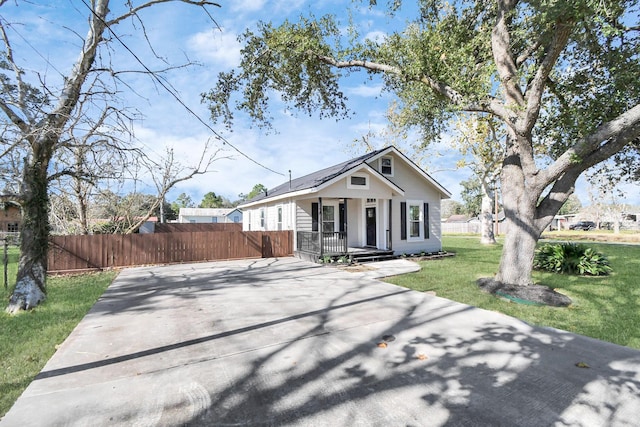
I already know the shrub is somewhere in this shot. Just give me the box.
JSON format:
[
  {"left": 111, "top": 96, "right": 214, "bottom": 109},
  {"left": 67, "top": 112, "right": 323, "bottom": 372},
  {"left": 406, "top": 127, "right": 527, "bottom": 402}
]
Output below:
[
  {"left": 534, "top": 242, "right": 612, "bottom": 276},
  {"left": 319, "top": 255, "right": 332, "bottom": 264}
]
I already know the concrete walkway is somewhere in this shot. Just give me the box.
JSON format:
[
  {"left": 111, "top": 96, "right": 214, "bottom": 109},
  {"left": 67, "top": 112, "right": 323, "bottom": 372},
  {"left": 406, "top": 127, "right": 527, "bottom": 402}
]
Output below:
[{"left": 2, "top": 257, "right": 640, "bottom": 426}]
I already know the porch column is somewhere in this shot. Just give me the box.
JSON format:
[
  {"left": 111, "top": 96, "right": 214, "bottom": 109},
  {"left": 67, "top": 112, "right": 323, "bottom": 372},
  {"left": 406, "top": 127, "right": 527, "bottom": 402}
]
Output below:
[
  {"left": 343, "top": 198, "right": 348, "bottom": 253},
  {"left": 388, "top": 199, "right": 393, "bottom": 250},
  {"left": 318, "top": 197, "right": 323, "bottom": 257}
]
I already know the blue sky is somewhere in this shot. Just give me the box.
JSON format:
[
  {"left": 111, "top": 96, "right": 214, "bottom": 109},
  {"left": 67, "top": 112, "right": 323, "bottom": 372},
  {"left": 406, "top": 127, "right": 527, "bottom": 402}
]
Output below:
[{"left": 2, "top": 1, "right": 639, "bottom": 207}]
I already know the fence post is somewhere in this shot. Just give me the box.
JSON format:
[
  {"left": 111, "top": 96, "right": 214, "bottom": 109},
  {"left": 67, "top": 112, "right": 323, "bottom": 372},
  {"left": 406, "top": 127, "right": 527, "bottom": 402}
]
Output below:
[{"left": 3, "top": 238, "right": 8, "bottom": 290}]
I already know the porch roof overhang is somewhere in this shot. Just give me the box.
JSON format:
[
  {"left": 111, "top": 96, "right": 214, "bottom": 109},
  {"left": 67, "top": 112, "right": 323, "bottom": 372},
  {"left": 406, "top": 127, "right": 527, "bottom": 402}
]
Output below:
[{"left": 239, "top": 163, "right": 404, "bottom": 209}]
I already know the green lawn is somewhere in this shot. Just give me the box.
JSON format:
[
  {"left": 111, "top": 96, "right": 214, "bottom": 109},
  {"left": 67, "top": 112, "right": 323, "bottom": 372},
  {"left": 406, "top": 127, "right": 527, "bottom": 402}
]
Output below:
[
  {"left": 0, "top": 248, "right": 116, "bottom": 418},
  {"left": 386, "top": 235, "right": 640, "bottom": 350}
]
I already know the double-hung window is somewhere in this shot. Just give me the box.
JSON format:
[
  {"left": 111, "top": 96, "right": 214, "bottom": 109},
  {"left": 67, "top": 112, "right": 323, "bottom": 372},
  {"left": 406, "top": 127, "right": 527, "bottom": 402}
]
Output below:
[
  {"left": 409, "top": 204, "right": 421, "bottom": 238},
  {"left": 400, "top": 200, "right": 429, "bottom": 241},
  {"left": 381, "top": 157, "right": 393, "bottom": 176},
  {"left": 322, "top": 205, "right": 335, "bottom": 233}
]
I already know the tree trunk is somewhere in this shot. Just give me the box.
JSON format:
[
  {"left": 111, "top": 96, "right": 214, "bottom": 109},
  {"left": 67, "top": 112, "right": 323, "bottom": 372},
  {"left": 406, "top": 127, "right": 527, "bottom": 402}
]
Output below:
[
  {"left": 613, "top": 215, "right": 621, "bottom": 234},
  {"left": 6, "top": 157, "right": 50, "bottom": 313},
  {"left": 493, "top": 145, "right": 547, "bottom": 287},
  {"left": 495, "top": 213, "right": 540, "bottom": 286},
  {"left": 479, "top": 181, "right": 496, "bottom": 245}
]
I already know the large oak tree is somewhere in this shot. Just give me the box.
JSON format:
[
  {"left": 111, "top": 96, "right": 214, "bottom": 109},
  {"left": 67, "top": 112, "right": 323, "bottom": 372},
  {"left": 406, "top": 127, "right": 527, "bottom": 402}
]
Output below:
[{"left": 204, "top": 0, "right": 640, "bottom": 287}]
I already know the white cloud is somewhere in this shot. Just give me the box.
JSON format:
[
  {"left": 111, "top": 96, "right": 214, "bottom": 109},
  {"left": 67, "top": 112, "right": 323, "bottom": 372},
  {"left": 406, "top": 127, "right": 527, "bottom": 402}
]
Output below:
[
  {"left": 231, "top": 0, "right": 267, "bottom": 12},
  {"left": 188, "top": 28, "right": 241, "bottom": 68},
  {"left": 364, "top": 30, "right": 387, "bottom": 44},
  {"left": 347, "top": 84, "right": 384, "bottom": 97}
]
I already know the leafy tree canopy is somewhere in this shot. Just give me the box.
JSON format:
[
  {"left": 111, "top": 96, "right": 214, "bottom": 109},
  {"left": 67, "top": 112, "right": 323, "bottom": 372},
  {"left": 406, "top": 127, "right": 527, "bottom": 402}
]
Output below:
[
  {"left": 203, "top": 0, "right": 640, "bottom": 287},
  {"left": 239, "top": 183, "right": 268, "bottom": 202},
  {"left": 172, "top": 193, "right": 195, "bottom": 210},
  {"left": 558, "top": 194, "right": 582, "bottom": 215},
  {"left": 199, "top": 191, "right": 224, "bottom": 208},
  {"left": 460, "top": 177, "right": 482, "bottom": 217},
  {"left": 204, "top": 0, "right": 640, "bottom": 167}
]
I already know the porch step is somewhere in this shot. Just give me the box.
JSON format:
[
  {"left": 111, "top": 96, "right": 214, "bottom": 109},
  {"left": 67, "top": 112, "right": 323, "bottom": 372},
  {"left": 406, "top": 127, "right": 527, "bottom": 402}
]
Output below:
[{"left": 350, "top": 250, "right": 396, "bottom": 264}]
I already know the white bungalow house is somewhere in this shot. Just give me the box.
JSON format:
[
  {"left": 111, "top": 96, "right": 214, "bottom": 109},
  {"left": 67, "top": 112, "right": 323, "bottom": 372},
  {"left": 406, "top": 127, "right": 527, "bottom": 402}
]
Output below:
[
  {"left": 239, "top": 146, "right": 451, "bottom": 260},
  {"left": 178, "top": 208, "right": 243, "bottom": 224}
]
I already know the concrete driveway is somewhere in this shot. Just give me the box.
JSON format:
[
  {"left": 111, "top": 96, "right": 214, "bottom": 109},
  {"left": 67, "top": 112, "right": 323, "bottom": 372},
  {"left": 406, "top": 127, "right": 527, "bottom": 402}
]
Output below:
[{"left": 2, "top": 257, "right": 640, "bottom": 426}]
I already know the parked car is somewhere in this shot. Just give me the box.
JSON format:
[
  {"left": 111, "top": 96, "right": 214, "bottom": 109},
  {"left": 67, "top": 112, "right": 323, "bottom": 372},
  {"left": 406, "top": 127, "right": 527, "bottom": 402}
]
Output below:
[{"left": 569, "top": 221, "right": 596, "bottom": 231}]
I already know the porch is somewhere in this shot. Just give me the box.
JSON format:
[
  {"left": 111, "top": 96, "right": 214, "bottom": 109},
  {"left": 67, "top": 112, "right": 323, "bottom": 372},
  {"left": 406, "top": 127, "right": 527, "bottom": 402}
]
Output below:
[{"left": 295, "top": 231, "right": 394, "bottom": 262}]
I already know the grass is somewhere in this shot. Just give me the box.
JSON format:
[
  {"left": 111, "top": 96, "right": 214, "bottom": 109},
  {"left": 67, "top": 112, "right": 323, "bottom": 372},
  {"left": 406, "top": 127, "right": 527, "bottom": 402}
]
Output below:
[
  {"left": 386, "top": 235, "right": 640, "bottom": 350},
  {"left": 0, "top": 245, "right": 116, "bottom": 418},
  {"left": 542, "top": 230, "right": 640, "bottom": 243}
]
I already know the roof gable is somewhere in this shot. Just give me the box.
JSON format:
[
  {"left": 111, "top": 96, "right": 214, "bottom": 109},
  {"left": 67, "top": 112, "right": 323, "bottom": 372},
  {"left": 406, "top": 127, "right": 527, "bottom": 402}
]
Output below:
[{"left": 363, "top": 147, "right": 451, "bottom": 198}]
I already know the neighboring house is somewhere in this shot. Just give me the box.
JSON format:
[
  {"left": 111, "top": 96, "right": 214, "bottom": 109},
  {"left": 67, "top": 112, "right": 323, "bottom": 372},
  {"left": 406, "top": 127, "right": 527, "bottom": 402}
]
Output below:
[
  {"left": 548, "top": 214, "right": 578, "bottom": 231},
  {"left": 239, "top": 146, "right": 451, "bottom": 259},
  {"left": 1, "top": 200, "right": 21, "bottom": 233},
  {"left": 178, "top": 208, "right": 243, "bottom": 224},
  {"left": 445, "top": 214, "right": 470, "bottom": 223}
]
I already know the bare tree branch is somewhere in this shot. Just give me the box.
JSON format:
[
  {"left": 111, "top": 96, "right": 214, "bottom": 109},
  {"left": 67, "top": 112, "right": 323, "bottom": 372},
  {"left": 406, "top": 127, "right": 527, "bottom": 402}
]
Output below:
[
  {"left": 106, "top": 0, "right": 221, "bottom": 26},
  {"left": 122, "top": 143, "right": 230, "bottom": 234}
]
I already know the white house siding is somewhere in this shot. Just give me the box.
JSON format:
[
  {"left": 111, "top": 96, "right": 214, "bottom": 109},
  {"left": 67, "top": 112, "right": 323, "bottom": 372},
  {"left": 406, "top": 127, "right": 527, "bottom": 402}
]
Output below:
[
  {"left": 242, "top": 200, "right": 295, "bottom": 231},
  {"left": 319, "top": 172, "right": 395, "bottom": 200},
  {"left": 296, "top": 200, "right": 313, "bottom": 232},
  {"left": 372, "top": 153, "right": 443, "bottom": 254}
]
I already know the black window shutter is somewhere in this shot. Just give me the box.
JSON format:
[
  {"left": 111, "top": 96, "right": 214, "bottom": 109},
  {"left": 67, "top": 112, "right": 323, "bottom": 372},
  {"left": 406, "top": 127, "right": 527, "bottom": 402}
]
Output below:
[
  {"left": 339, "top": 203, "right": 345, "bottom": 232},
  {"left": 312, "top": 202, "right": 318, "bottom": 232},
  {"left": 400, "top": 202, "right": 407, "bottom": 240},
  {"left": 424, "top": 203, "right": 429, "bottom": 239}
]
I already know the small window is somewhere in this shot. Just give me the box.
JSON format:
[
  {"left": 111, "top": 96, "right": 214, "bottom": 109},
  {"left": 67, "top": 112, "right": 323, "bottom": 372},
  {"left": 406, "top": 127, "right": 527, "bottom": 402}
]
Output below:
[
  {"left": 7, "top": 222, "right": 19, "bottom": 232},
  {"left": 351, "top": 176, "right": 366, "bottom": 186},
  {"left": 211, "top": 217, "right": 218, "bottom": 223},
  {"left": 232, "top": 215, "right": 240, "bottom": 223},
  {"left": 347, "top": 173, "right": 369, "bottom": 189},
  {"left": 381, "top": 157, "right": 393, "bottom": 176},
  {"left": 260, "top": 209, "right": 265, "bottom": 228}
]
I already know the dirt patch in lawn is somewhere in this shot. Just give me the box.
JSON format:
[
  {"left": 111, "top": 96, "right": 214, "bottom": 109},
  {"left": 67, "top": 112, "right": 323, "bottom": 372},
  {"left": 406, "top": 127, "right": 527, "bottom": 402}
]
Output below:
[
  {"left": 337, "top": 264, "right": 377, "bottom": 273},
  {"left": 477, "top": 278, "right": 572, "bottom": 307}
]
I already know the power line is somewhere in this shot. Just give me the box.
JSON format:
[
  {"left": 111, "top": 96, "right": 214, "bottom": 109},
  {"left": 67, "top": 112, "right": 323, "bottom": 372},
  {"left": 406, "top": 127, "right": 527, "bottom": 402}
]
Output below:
[
  {"left": 79, "top": 0, "right": 284, "bottom": 176},
  {"left": 0, "top": 17, "right": 65, "bottom": 78}
]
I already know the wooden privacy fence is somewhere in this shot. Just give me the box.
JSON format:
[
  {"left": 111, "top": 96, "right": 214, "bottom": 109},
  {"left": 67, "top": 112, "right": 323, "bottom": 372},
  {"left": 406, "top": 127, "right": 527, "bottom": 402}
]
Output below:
[{"left": 47, "top": 231, "right": 293, "bottom": 274}]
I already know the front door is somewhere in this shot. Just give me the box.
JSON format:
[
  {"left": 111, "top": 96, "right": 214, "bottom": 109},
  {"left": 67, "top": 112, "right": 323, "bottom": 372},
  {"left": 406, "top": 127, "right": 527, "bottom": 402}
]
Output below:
[{"left": 366, "top": 207, "right": 376, "bottom": 247}]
